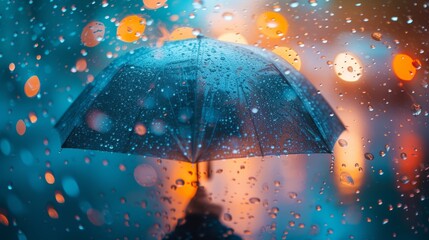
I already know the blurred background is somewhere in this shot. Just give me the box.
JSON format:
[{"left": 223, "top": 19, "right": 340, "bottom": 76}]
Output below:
[{"left": 1, "top": 0, "right": 428, "bottom": 239}]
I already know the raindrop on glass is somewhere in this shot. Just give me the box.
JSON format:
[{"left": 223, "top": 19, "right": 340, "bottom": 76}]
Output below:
[
  {"left": 222, "top": 12, "right": 234, "bottom": 21},
  {"left": 411, "top": 104, "right": 422, "bottom": 116},
  {"left": 400, "top": 175, "right": 409, "bottom": 184},
  {"left": 340, "top": 172, "right": 354, "bottom": 186},
  {"left": 288, "top": 192, "right": 298, "bottom": 199},
  {"left": 364, "top": 153, "right": 374, "bottom": 161},
  {"left": 338, "top": 139, "right": 348, "bottom": 147},
  {"left": 175, "top": 179, "right": 185, "bottom": 187},
  {"left": 371, "top": 32, "right": 382, "bottom": 41},
  {"left": 223, "top": 213, "right": 232, "bottom": 221},
  {"left": 249, "top": 197, "right": 261, "bottom": 204}
]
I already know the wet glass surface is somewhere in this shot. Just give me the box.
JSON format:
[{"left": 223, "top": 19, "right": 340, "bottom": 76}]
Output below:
[{"left": 1, "top": 0, "right": 429, "bottom": 239}]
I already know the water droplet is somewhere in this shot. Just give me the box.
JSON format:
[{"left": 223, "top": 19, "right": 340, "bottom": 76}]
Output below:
[
  {"left": 371, "top": 32, "right": 382, "bottom": 41},
  {"left": 338, "top": 139, "right": 348, "bottom": 147},
  {"left": 222, "top": 12, "right": 234, "bottom": 21},
  {"left": 175, "top": 179, "right": 185, "bottom": 186},
  {"left": 288, "top": 192, "right": 298, "bottom": 199},
  {"left": 271, "top": 207, "right": 279, "bottom": 213},
  {"left": 412, "top": 59, "right": 422, "bottom": 70},
  {"left": 411, "top": 104, "right": 422, "bottom": 116},
  {"left": 290, "top": 1, "right": 299, "bottom": 8},
  {"left": 385, "top": 144, "right": 390, "bottom": 152},
  {"left": 400, "top": 152, "right": 407, "bottom": 160},
  {"left": 273, "top": 5, "right": 281, "bottom": 12},
  {"left": 340, "top": 172, "right": 354, "bottom": 186},
  {"left": 364, "top": 153, "right": 374, "bottom": 161},
  {"left": 400, "top": 175, "right": 409, "bottom": 184},
  {"left": 223, "top": 213, "right": 232, "bottom": 221},
  {"left": 249, "top": 197, "right": 261, "bottom": 204}
]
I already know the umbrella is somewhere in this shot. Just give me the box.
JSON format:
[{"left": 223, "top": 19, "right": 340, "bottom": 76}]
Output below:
[{"left": 55, "top": 37, "right": 344, "bottom": 177}]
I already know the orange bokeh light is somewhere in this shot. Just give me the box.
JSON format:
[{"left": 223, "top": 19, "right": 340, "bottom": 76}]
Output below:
[
  {"left": 169, "top": 27, "right": 196, "bottom": 41},
  {"left": 24, "top": 75, "right": 40, "bottom": 98},
  {"left": 257, "top": 11, "right": 288, "bottom": 38},
  {"left": 76, "top": 58, "right": 87, "bottom": 72},
  {"left": 16, "top": 119, "right": 26, "bottom": 136},
  {"left": 45, "top": 171, "right": 55, "bottom": 184},
  {"left": 333, "top": 52, "right": 363, "bottom": 82},
  {"left": 0, "top": 213, "right": 9, "bottom": 226},
  {"left": 81, "top": 21, "right": 105, "bottom": 47},
  {"left": 47, "top": 206, "right": 59, "bottom": 219},
  {"left": 134, "top": 123, "right": 147, "bottom": 136},
  {"left": 217, "top": 32, "right": 248, "bottom": 45},
  {"left": 143, "top": 0, "right": 167, "bottom": 9},
  {"left": 55, "top": 191, "right": 65, "bottom": 204},
  {"left": 29, "top": 112, "right": 38, "bottom": 123},
  {"left": 272, "top": 47, "right": 302, "bottom": 70},
  {"left": 117, "top": 15, "right": 146, "bottom": 43},
  {"left": 9, "top": 63, "right": 15, "bottom": 71},
  {"left": 392, "top": 54, "right": 418, "bottom": 81}
]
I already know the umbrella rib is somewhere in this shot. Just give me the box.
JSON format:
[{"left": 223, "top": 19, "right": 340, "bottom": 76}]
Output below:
[
  {"left": 191, "top": 38, "right": 203, "bottom": 162},
  {"left": 168, "top": 127, "right": 191, "bottom": 161},
  {"left": 239, "top": 84, "right": 265, "bottom": 157},
  {"left": 196, "top": 88, "right": 218, "bottom": 161},
  {"left": 270, "top": 63, "right": 332, "bottom": 152},
  {"left": 165, "top": 93, "right": 192, "bottom": 161},
  {"left": 121, "top": 71, "right": 162, "bottom": 154}
]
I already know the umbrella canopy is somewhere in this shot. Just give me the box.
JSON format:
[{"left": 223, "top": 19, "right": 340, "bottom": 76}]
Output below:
[{"left": 55, "top": 37, "right": 344, "bottom": 163}]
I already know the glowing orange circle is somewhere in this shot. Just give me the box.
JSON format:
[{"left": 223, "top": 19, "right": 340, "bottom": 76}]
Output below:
[
  {"left": 272, "top": 47, "right": 301, "bottom": 70},
  {"left": 257, "top": 12, "right": 288, "bottom": 38},
  {"left": 143, "top": 0, "right": 167, "bottom": 9},
  {"left": 392, "top": 54, "right": 417, "bottom": 81},
  {"left": 0, "top": 213, "right": 9, "bottom": 226},
  {"left": 55, "top": 191, "right": 65, "bottom": 204},
  {"left": 47, "top": 207, "right": 59, "bottom": 219},
  {"left": 81, "top": 21, "right": 105, "bottom": 47},
  {"left": 45, "top": 171, "right": 55, "bottom": 184},
  {"left": 76, "top": 58, "right": 87, "bottom": 72},
  {"left": 9, "top": 63, "right": 15, "bottom": 71},
  {"left": 218, "top": 32, "right": 248, "bottom": 44},
  {"left": 117, "top": 15, "right": 146, "bottom": 43},
  {"left": 134, "top": 123, "right": 147, "bottom": 136},
  {"left": 24, "top": 75, "right": 40, "bottom": 98},
  {"left": 16, "top": 120, "right": 26, "bottom": 136}
]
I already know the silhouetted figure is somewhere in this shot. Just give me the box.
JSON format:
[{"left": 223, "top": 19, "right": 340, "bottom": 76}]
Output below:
[{"left": 163, "top": 187, "right": 242, "bottom": 240}]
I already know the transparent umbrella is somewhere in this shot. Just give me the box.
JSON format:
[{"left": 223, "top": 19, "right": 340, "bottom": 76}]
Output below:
[{"left": 55, "top": 37, "right": 344, "bottom": 182}]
